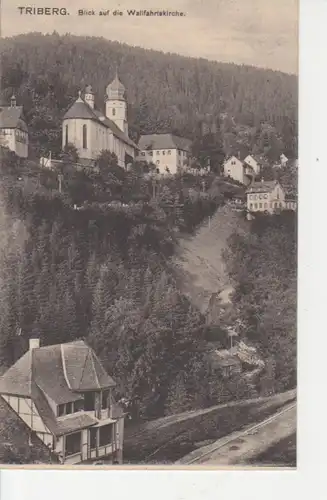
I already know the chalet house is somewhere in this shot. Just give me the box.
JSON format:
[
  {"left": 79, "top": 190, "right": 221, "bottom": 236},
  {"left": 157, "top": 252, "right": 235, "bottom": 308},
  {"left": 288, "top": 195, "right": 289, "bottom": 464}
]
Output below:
[
  {"left": 138, "top": 133, "right": 192, "bottom": 175},
  {"left": 0, "top": 339, "right": 125, "bottom": 465},
  {"left": 0, "top": 95, "right": 28, "bottom": 158},
  {"left": 246, "top": 180, "right": 297, "bottom": 214},
  {"left": 223, "top": 154, "right": 261, "bottom": 185},
  {"left": 62, "top": 75, "right": 139, "bottom": 168}
]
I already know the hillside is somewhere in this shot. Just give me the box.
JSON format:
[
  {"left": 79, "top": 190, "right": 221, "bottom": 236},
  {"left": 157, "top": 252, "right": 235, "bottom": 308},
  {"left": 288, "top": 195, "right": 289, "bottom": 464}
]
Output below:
[
  {"left": 175, "top": 205, "right": 247, "bottom": 315},
  {"left": 0, "top": 33, "right": 297, "bottom": 159}
]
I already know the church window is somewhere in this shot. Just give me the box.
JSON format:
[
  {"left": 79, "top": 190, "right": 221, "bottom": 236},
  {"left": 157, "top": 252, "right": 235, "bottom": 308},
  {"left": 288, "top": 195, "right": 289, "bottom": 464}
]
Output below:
[
  {"left": 82, "top": 124, "right": 87, "bottom": 149},
  {"left": 112, "top": 108, "right": 116, "bottom": 116},
  {"left": 65, "top": 125, "right": 68, "bottom": 146}
]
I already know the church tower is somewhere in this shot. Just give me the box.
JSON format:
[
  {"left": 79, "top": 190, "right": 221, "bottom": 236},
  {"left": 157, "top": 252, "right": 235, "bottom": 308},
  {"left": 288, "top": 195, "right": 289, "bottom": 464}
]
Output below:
[
  {"left": 105, "top": 72, "right": 128, "bottom": 134},
  {"left": 84, "top": 85, "right": 95, "bottom": 109}
]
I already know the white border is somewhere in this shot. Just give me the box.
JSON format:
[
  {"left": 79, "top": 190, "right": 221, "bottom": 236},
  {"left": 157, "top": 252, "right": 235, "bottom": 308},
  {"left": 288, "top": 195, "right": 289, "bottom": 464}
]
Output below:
[{"left": 2, "top": 0, "right": 327, "bottom": 497}]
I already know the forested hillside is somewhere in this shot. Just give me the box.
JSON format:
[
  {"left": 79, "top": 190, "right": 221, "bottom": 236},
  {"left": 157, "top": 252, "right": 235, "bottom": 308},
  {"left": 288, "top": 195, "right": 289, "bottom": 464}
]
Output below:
[{"left": 0, "top": 32, "right": 297, "bottom": 160}]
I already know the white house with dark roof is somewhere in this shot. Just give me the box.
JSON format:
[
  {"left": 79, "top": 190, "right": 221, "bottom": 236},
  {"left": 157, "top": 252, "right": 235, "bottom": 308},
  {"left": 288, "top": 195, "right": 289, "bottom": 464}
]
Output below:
[
  {"left": 246, "top": 180, "right": 287, "bottom": 214},
  {"left": 138, "top": 133, "right": 192, "bottom": 175},
  {"left": 62, "top": 74, "right": 138, "bottom": 168},
  {"left": 0, "top": 339, "right": 125, "bottom": 465},
  {"left": 0, "top": 95, "right": 28, "bottom": 158},
  {"left": 223, "top": 154, "right": 261, "bottom": 185}
]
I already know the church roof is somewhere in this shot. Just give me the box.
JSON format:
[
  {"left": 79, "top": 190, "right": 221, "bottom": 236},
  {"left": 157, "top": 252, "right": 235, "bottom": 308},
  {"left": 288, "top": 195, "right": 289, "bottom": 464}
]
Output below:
[
  {"left": 138, "top": 133, "right": 192, "bottom": 152},
  {"left": 0, "top": 106, "right": 28, "bottom": 132},
  {"left": 106, "top": 73, "right": 125, "bottom": 93},
  {"left": 63, "top": 97, "right": 138, "bottom": 150}
]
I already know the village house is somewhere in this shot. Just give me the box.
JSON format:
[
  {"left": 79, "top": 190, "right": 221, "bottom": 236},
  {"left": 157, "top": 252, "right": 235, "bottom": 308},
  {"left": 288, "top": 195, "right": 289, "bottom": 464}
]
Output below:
[
  {"left": 138, "top": 133, "right": 192, "bottom": 175},
  {"left": 246, "top": 180, "right": 297, "bottom": 214},
  {"left": 223, "top": 154, "right": 261, "bottom": 185},
  {"left": 0, "top": 339, "right": 125, "bottom": 465},
  {"left": 0, "top": 95, "right": 29, "bottom": 158},
  {"left": 62, "top": 74, "right": 138, "bottom": 168}
]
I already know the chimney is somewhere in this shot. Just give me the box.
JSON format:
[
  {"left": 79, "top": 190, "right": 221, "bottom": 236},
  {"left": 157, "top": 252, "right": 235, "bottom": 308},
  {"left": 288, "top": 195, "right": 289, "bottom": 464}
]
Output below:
[
  {"left": 237, "top": 151, "right": 241, "bottom": 159},
  {"left": 29, "top": 338, "right": 40, "bottom": 350}
]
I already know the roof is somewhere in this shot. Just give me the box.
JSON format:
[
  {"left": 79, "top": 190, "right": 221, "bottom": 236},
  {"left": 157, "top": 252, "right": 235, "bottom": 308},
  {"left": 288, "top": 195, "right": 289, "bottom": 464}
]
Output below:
[
  {"left": 55, "top": 413, "right": 98, "bottom": 436},
  {"left": 138, "top": 133, "right": 192, "bottom": 152},
  {"left": 246, "top": 180, "right": 279, "bottom": 194},
  {"left": 63, "top": 97, "right": 138, "bottom": 150},
  {"left": 107, "top": 74, "right": 125, "bottom": 94},
  {"left": 0, "top": 106, "right": 28, "bottom": 132},
  {"left": 0, "top": 340, "right": 116, "bottom": 403}
]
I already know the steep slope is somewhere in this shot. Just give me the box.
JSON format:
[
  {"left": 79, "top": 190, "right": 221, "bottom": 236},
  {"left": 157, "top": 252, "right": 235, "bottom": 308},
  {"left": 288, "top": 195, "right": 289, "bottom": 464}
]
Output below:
[{"left": 174, "top": 205, "right": 247, "bottom": 315}]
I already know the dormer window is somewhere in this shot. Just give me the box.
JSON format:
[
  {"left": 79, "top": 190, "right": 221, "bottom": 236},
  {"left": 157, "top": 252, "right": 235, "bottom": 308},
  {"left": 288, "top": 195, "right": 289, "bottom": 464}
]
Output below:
[
  {"left": 102, "top": 389, "right": 110, "bottom": 410},
  {"left": 84, "top": 392, "right": 95, "bottom": 411}
]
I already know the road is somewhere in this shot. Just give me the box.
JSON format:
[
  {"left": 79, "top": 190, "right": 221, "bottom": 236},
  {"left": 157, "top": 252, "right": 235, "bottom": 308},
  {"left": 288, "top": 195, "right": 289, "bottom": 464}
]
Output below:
[{"left": 178, "top": 402, "right": 296, "bottom": 466}]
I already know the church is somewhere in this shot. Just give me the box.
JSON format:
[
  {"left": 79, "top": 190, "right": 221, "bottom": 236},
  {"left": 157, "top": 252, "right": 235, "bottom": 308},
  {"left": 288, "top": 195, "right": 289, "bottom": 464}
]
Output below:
[{"left": 62, "top": 74, "right": 138, "bottom": 168}]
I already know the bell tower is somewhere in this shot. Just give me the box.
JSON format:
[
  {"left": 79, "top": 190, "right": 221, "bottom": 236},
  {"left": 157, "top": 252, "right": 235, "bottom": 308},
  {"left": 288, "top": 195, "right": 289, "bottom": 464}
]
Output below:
[{"left": 105, "top": 71, "right": 128, "bottom": 134}]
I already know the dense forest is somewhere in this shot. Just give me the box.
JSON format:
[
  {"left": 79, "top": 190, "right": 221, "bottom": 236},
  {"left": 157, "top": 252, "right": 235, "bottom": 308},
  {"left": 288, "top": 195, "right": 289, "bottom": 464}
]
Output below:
[
  {"left": 0, "top": 32, "right": 297, "bottom": 162},
  {"left": 0, "top": 33, "right": 297, "bottom": 422}
]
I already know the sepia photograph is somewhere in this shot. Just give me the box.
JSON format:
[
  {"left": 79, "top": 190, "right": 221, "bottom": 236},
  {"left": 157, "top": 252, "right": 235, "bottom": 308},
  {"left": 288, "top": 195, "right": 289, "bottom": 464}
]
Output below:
[{"left": 0, "top": 0, "right": 297, "bottom": 468}]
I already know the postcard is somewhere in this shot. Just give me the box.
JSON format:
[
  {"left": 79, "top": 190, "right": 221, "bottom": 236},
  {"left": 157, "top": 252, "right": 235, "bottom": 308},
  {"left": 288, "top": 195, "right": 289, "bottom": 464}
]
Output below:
[{"left": 0, "top": 0, "right": 297, "bottom": 468}]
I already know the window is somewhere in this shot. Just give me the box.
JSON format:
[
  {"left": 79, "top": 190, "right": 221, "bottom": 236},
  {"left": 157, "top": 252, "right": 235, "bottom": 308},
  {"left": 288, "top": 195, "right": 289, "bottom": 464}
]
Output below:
[
  {"left": 65, "top": 432, "right": 81, "bottom": 456},
  {"left": 58, "top": 404, "right": 65, "bottom": 417},
  {"left": 231, "top": 161, "right": 236, "bottom": 165},
  {"left": 156, "top": 160, "right": 160, "bottom": 165},
  {"left": 276, "top": 190, "right": 280, "bottom": 199},
  {"left": 259, "top": 203, "right": 262, "bottom": 209},
  {"left": 74, "top": 400, "right": 84, "bottom": 412},
  {"left": 82, "top": 124, "right": 87, "bottom": 149},
  {"left": 84, "top": 392, "right": 95, "bottom": 411},
  {"left": 178, "top": 150, "right": 181, "bottom": 156},
  {"left": 264, "top": 203, "right": 268, "bottom": 208},
  {"left": 279, "top": 202, "right": 282, "bottom": 208},
  {"left": 102, "top": 390, "right": 110, "bottom": 410},
  {"left": 156, "top": 151, "right": 160, "bottom": 155},
  {"left": 99, "top": 424, "right": 112, "bottom": 447},
  {"left": 141, "top": 152, "right": 145, "bottom": 156},
  {"left": 66, "top": 402, "right": 73, "bottom": 415},
  {"left": 149, "top": 151, "right": 153, "bottom": 156},
  {"left": 274, "top": 202, "right": 277, "bottom": 208},
  {"left": 264, "top": 194, "right": 268, "bottom": 199},
  {"left": 112, "top": 108, "right": 116, "bottom": 116},
  {"left": 162, "top": 150, "right": 166, "bottom": 155},
  {"left": 249, "top": 203, "right": 253, "bottom": 209},
  {"left": 254, "top": 203, "right": 258, "bottom": 209},
  {"left": 65, "top": 125, "right": 68, "bottom": 146},
  {"left": 168, "top": 150, "right": 171, "bottom": 155},
  {"left": 90, "top": 427, "right": 97, "bottom": 450}
]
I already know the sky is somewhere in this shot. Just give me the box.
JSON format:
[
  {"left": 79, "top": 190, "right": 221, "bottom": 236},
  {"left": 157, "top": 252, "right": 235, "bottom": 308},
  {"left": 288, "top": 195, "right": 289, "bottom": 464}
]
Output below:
[{"left": 1, "top": 0, "right": 298, "bottom": 74}]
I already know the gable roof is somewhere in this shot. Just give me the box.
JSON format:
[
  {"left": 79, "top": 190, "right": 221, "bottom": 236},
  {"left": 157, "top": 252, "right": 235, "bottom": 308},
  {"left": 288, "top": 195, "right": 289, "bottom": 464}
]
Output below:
[
  {"left": 138, "top": 133, "right": 192, "bottom": 152},
  {"left": 0, "top": 340, "right": 116, "bottom": 404},
  {"left": 0, "top": 106, "right": 28, "bottom": 132},
  {"left": 246, "top": 180, "right": 280, "bottom": 194},
  {"left": 63, "top": 98, "right": 138, "bottom": 150}
]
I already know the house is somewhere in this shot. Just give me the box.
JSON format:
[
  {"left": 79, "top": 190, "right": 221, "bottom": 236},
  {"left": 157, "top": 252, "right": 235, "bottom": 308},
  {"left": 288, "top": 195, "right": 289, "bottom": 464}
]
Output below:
[
  {"left": 284, "top": 193, "right": 297, "bottom": 211},
  {"left": 138, "top": 133, "right": 192, "bottom": 175},
  {"left": 223, "top": 155, "right": 258, "bottom": 185},
  {"left": 206, "top": 344, "right": 242, "bottom": 378},
  {"left": 280, "top": 153, "right": 289, "bottom": 167},
  {"left": 0, "top": 339, "right": 125, "bottom": 465},
  {"left": 243, "top": 155, "right": 261, "bottom": 176},
  {"left": 0, "top": 95, "right": 29, "bottom": 158},
  {"left": 62, "top": 74, "right": 138, "bottom": 168},
  {"left": 246, "top": 180, "right": 286, "bottom": 214}
]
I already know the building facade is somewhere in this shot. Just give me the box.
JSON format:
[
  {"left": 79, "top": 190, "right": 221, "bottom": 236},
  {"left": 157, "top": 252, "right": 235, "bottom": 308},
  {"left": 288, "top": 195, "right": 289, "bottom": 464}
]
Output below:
[
  {"left": 223, "top": 155, "right": 259, "bottom": 185},
  {"left": 246, "top": 180, "right": 296, "bottom": 214},
  {"left": 0, "top": 339, "right": 125, "bottom": 465},
  {"left": 0, "top": 96, "right": 28, "bottom": 158},
  {"left": 62, "top": 75, "right": 138, "bottom": 168},
  {"left": 138, "top": 133, "right": 192, "bottom": 175}
]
